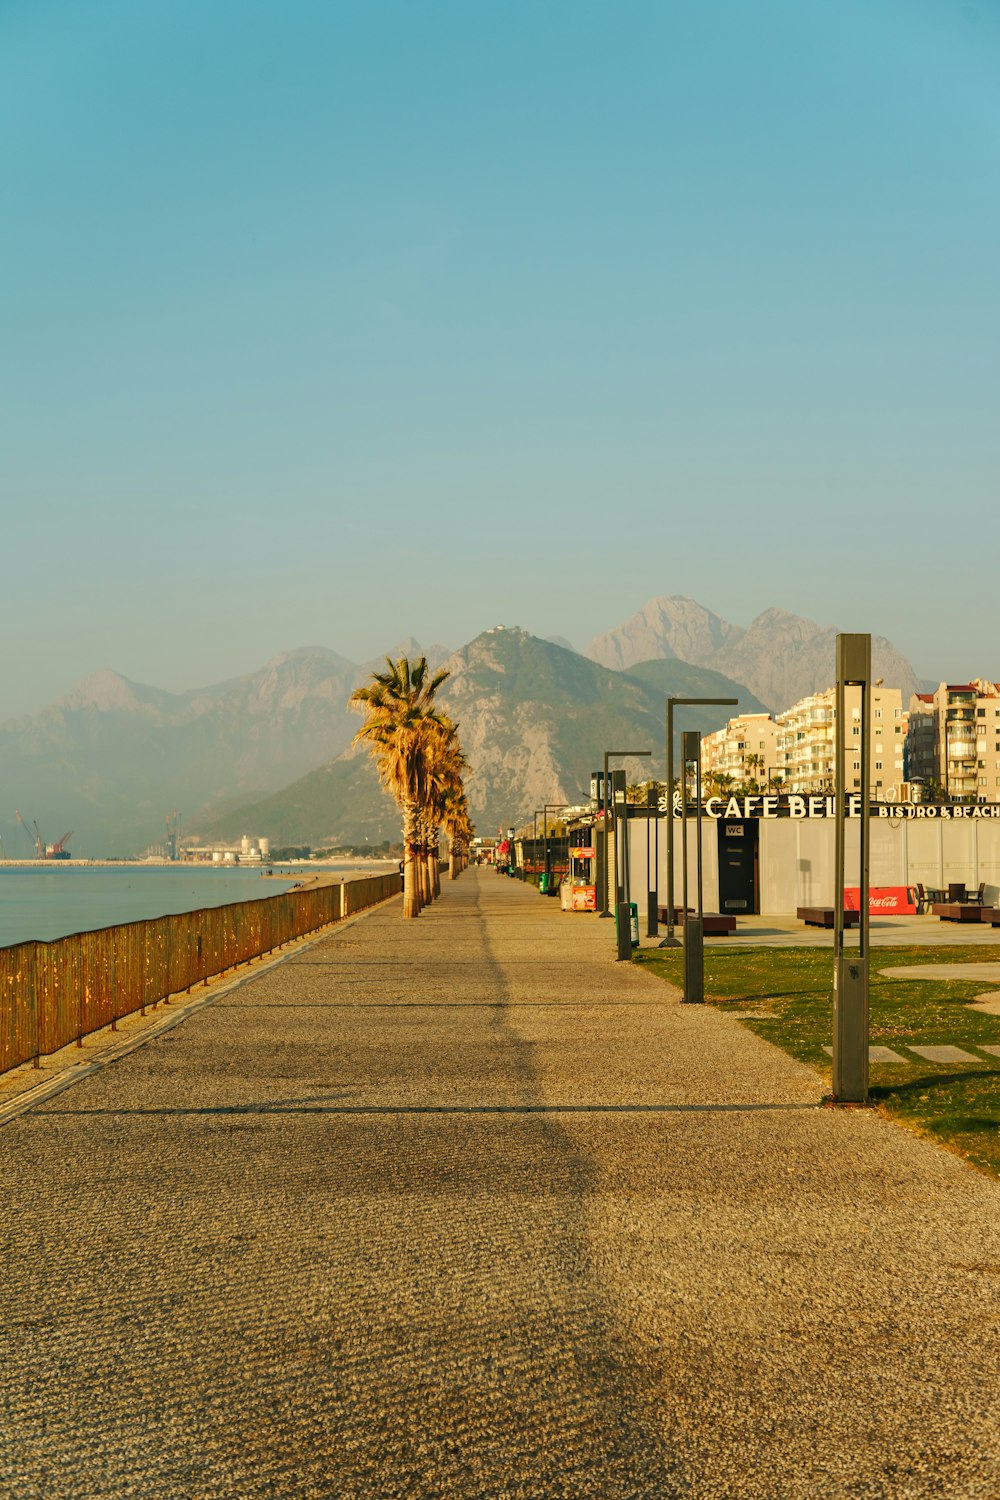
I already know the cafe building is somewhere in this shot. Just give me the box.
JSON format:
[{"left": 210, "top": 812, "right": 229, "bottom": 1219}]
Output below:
[{"left": 618, "top": 794, "right": 1000, "bottom": 916}]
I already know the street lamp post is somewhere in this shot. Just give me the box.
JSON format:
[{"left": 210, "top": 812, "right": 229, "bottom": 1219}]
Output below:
[
  {"left": 646, "top": 783, "right": 659, "bottom": 936},
  {"left": 681, "top": 730, "right": 705, "bottom": 1002},
  {"left": 543, "top": 803, "right": 574, "bottom": 894},
  {"left": 662, "top": 697, "right": 738, "bottom": 946},
  {"left": 533, "top": 809, "right": 544, "bottom": 882},
  {"left": 598, "top": 749, "right": 652, "bottom": 931},
  {"left": 833, "top": 634, "right": 871, "bottom": 1104}
]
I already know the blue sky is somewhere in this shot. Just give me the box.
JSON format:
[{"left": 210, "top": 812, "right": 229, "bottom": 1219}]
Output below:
[{"left": 3, "top": 0, "right": 999, "bottom": 714}]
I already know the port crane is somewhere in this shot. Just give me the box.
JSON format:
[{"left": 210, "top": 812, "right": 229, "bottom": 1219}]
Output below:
[
  {"left": 14, "top": 812, "right": 73, "bottom": 859},
  {"left": 15, "top": 810, "right": 42, "bottom": 859}
]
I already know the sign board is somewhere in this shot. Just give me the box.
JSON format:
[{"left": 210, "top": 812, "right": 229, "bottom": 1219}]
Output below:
[
  {"left": 570, "top": 846, "right": 596, "bottom": 859},
  {"left": 659, "top": 792, "right": 1000, "bottom": 822},
  {"left": 844, "top": 886, "right": 917, "bottom": 915},
  {"left": 570, "top": 885, "right": 597, "bottom": 911}
]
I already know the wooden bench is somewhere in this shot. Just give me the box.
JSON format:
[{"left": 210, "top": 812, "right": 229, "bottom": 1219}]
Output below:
[
  {"left": 980, "top": 907, "right": 1000, "bottom": 926},
  {"left": 657, "top": 906, "right": 737, "bottom": 935},
  {"left": 796, "top": 907, "right": 860, "bottom": 929},
  {"left": 931, "top": 903, "right": 986, "bottom": 923}
]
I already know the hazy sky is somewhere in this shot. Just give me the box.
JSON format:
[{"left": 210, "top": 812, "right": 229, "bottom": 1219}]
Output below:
[{"left": 3, "top": 0, "right": 998, "bottom": 716}]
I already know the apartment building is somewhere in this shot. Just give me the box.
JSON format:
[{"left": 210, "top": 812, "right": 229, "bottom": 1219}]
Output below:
[
  {"left": 907, "top": 680, "right": 1000, "bottom": 800},
  {"left": 775, "top": 684, "right": 905, "bottom": 796},
  {"left": 701, "top": 713, "right": 779, "bottom": 788}
]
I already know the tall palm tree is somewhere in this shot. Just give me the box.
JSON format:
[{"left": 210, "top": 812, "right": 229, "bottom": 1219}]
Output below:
[
  {"left": 350, "top": 655, "right": 450, "bottom": 918},
  {"left": 422, "top": 717, "right": 469, "bottom": 898}
]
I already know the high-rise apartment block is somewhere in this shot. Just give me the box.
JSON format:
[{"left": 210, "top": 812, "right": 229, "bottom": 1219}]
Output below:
[
  {"left": 701, "top": 713, "right": 780, "bottom": 788},
  {"left": 777, "top": 685, "right": 904, "bottom": 795},
  {"left": 701, "top": 685, "right": 905, "bottom": 796},
  {"left": 907, "top": 681, "right": 1000, "bottom": 800}
]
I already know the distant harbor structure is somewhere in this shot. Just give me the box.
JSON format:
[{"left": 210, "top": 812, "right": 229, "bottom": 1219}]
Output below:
[{"left": 181, "top": 835, "right": 271, "bottom": 865}]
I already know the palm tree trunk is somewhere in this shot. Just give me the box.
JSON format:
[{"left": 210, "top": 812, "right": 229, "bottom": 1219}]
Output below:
[
  {"left": 449, "top": 837, "right": 458, "bottom": 880},
  {"left": 402, "top": 802, "right": 421, "bottom": 918}
]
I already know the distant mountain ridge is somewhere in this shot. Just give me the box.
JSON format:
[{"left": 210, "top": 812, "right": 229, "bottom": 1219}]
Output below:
[
  {"left": 587, "top": 596, "right": 920, "bottom": 710},
  {"left": 2, "top": 600, "right": 926, "bottom": 857},
  {"left": 202, "top": 630, "right": 765, "bottom": 847},
  {"left": 0, "top": 640, "right": 445, "bottom": 858}
]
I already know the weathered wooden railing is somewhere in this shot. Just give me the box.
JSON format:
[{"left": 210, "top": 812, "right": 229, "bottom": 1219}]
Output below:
[{"left": 0, "top": 871, "right": 402, "bottom": 1074}]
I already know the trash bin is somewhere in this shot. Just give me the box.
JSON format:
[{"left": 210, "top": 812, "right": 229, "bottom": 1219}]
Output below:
[
  {"left": 616, "top": 902, "right": 640, "bottom": 948},
  {"left": 538, "top": 873, "right": 550, "bottom": 894}
]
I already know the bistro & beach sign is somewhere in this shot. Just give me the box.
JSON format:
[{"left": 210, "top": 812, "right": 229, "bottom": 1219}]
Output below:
[{"left": 661, "top": 793, "right": 1000, "bottom": 820}]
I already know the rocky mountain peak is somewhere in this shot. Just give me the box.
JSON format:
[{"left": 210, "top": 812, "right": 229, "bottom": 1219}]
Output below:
[{"left": 586, "top": 596, "right": 920, "bottom": 712}]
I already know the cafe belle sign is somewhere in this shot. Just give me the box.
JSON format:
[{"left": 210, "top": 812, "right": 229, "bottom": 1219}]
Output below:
[{"left": 660, "top": 793, "right": 1000, "bottom": 821}]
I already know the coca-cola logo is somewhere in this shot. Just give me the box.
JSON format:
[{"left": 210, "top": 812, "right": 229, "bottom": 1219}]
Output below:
[{"left": 844, "top": 886, "right": 917, "bottom": 914}]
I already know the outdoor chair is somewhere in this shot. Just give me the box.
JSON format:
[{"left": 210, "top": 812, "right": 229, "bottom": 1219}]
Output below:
[{"left": 966, "top": 881, "right": 986, "bottom": 905}]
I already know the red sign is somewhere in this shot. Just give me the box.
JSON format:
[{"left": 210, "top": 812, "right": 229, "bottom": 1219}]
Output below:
[
  {"left": 570, "top": 885, "right": 597, "bottom": 911},
  {"left": 844, "top": 886, "right": 916, "bottom": 915}
]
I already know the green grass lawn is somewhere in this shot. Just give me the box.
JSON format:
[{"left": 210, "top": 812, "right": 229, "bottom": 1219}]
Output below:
[{"left": 634, "top": 943, "right": 1000, "bottom": 1180}]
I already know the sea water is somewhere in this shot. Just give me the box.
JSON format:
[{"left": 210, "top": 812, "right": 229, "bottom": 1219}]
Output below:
[{"left": 0, "top": 864, "right": 380, "bottom": 948}]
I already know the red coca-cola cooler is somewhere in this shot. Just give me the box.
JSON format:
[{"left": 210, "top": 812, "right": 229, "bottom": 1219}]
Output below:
[{"left": 844, "top": 887, "right": 917, "bottom": 915}]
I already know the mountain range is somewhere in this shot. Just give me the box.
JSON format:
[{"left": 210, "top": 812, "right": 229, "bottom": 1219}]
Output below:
[
  {"left": 1, "top": 597, "right": 923, "bottom": 857},
  {"left": 588, "top": 597, "right": 921, "bottom": 710},
  {"left": 198, "top": 630, "right": 766, "bottom": 848}
]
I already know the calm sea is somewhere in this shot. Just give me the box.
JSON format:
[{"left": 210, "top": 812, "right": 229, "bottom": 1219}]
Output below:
[{"left": 0, "top": 864, "right": 385, "bottom": 948}]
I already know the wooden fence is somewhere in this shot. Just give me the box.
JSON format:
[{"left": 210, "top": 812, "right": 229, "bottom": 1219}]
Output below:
[{"left": 0, "top": 871, "right": 401, "bottom": 1075}]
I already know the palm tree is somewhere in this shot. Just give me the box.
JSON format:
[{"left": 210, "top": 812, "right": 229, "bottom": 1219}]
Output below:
[
  {"left": 350, "top": 655, "right": 450, "bottom": 918},
  {"left": 426, "top": 723, "right": 472, "bottom": 885},
  {"left": 443, "top": 783, "right": 473, "bottom": 880}
]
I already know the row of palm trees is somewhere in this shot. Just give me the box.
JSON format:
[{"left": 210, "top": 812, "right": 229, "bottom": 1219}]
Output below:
[{"left": 350, "top": 655, "right": 474, "bottom": 918}]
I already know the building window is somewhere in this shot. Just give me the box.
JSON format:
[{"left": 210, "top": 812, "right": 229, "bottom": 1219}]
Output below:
[
  {"left": 978, "top": 708, "right": 986, "bottom": 716},
  {"left": 979, "top": 777, "right": 988, "bottom": 787},
  {"left": 875, "top": 761, "right": 882, "bottom": 770},
  {"left": 875, "top": 708, "right": 882, "bottom": 719},
  {"left": 853, "top": 761, "right": 860, "bottom": 770}
]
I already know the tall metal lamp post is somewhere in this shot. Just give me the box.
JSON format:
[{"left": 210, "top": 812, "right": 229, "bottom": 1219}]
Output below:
[
  {"left": 680, "top": 730, "right": 706, "bottom": 1001},
  {"left": 543, "top": 803, "right": 574, "bottom": 894},
  {"left": 663, "top": 696, "right": 738, "bottom": 946},
  {"left": 833, "top": 633, "right": 871, "bottom": 1103},
  {"left": 599, "top": 749, "right": 652, "bottom": 919}
]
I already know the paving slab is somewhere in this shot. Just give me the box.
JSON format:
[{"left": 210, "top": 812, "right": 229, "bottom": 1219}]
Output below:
[
  {"left": 0, "top": 870, "right": 998, "bottom": 1499},
  {"left": 909, "top": 1044, "right": 981, "bottom": 1063},
  {"left": 880, "top": 962, "right": 1000, "bottom": 982},
  {"left": 822, "top": 1045, "right": 907, "bottom": 1062}
]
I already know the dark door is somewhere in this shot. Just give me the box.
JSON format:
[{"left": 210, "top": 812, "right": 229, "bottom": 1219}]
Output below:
[{"left": 717, "top": 819, "right": 758, "bottom": 914}]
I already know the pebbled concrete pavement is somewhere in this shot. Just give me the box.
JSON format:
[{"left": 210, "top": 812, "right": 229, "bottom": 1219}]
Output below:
[{"left": 1, "top": 869, "right": 998, "bottom": 1498}]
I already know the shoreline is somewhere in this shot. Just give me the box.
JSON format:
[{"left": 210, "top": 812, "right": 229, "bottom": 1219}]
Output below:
[{"left": 0, "top": 858, "right": 399, "bottom": 871}]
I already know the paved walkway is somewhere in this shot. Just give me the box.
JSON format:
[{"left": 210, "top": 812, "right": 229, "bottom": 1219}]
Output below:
[{"left": 1, "top": 870, "right": 998, "bottom": 1498}]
